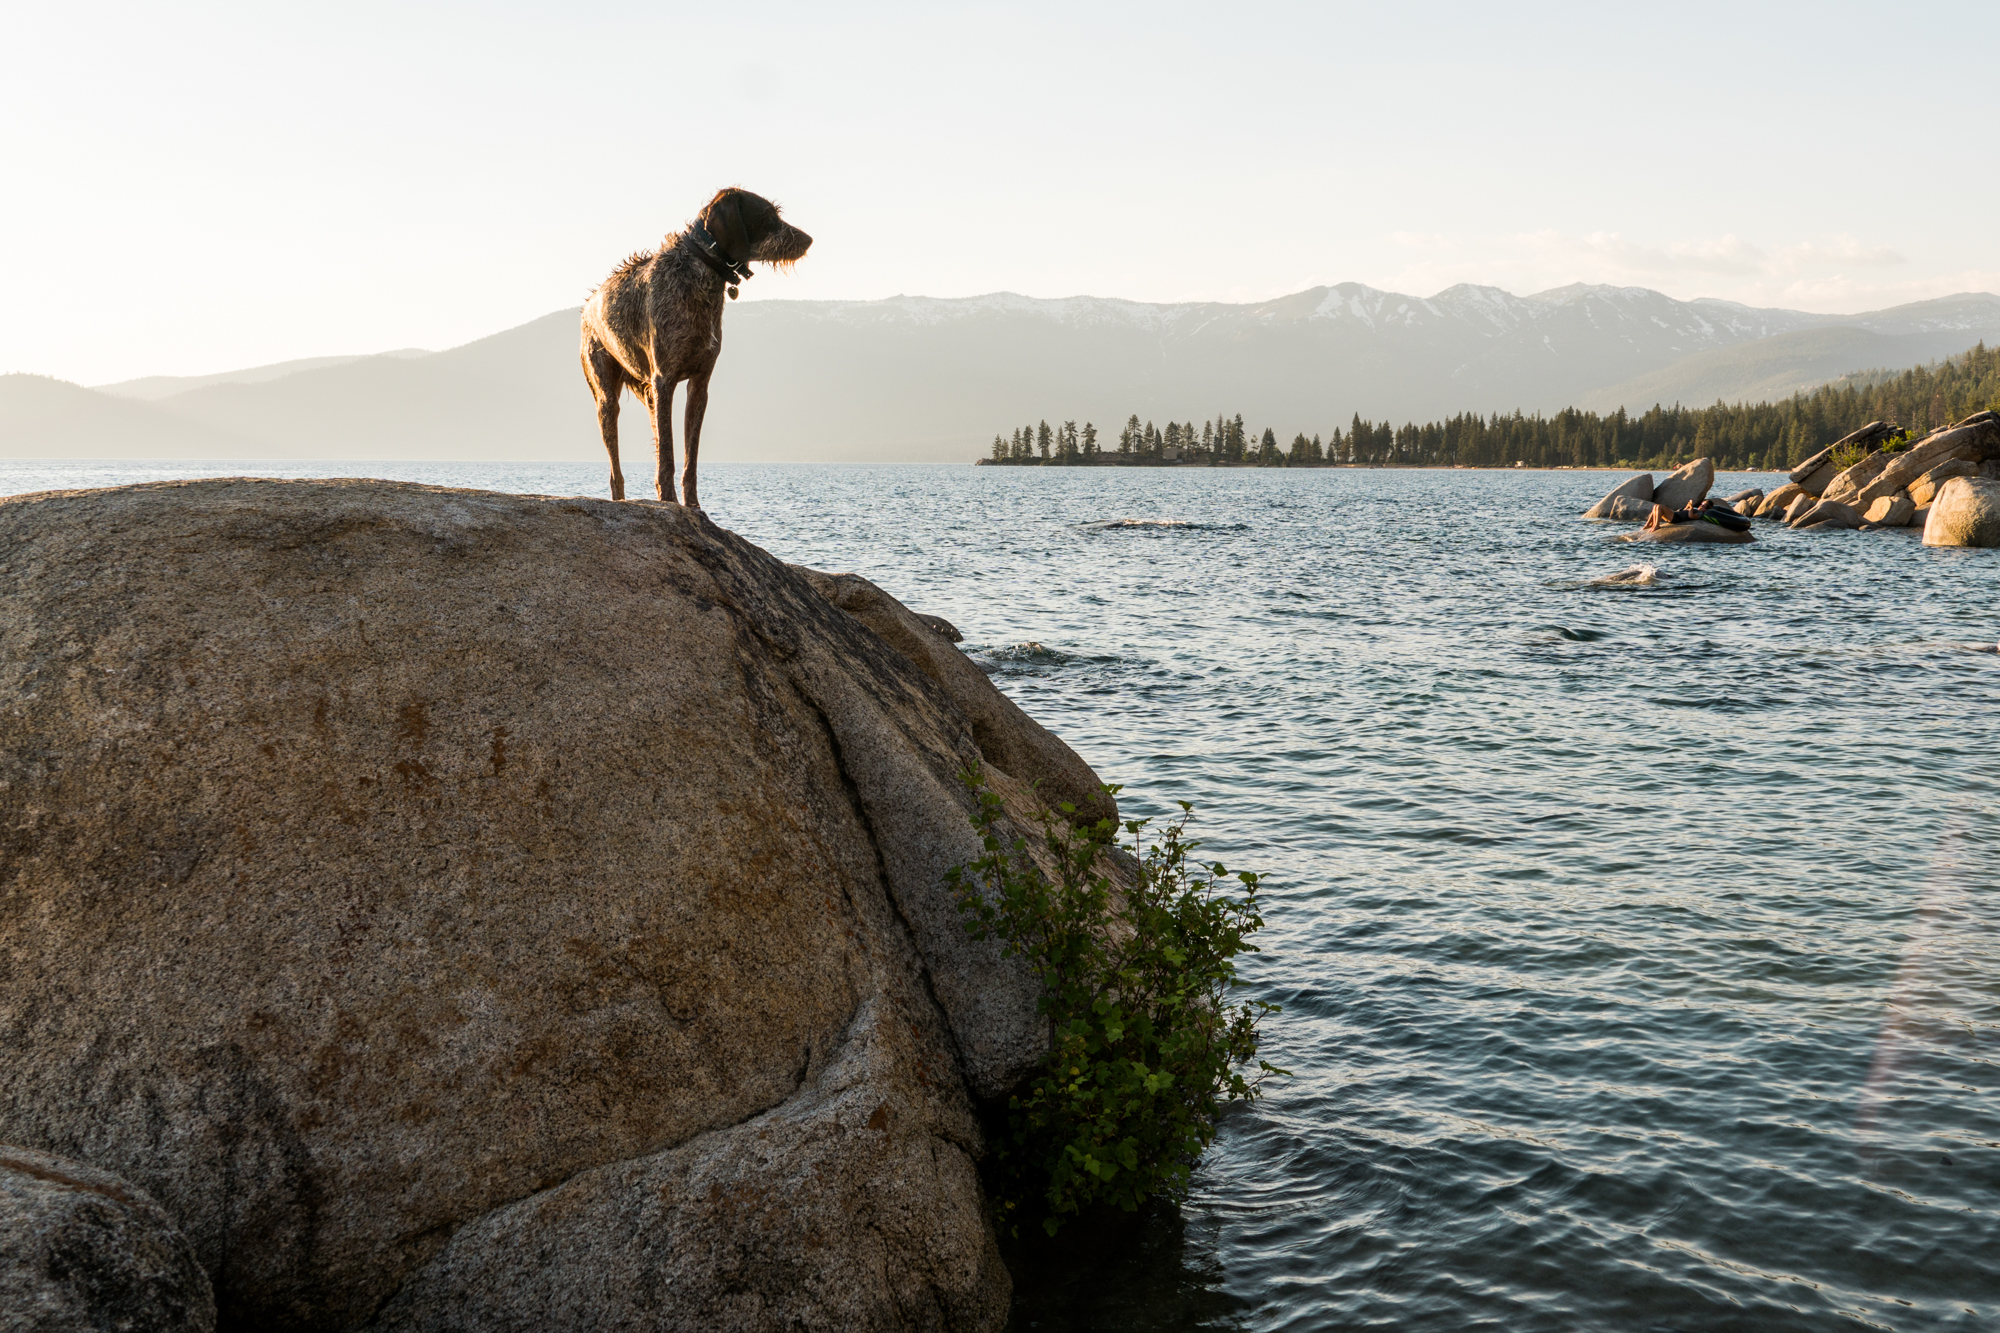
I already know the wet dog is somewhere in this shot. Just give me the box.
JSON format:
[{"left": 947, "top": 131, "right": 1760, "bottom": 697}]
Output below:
[{"left": 580, "top": 189, "right": 812, "bottom": 508}]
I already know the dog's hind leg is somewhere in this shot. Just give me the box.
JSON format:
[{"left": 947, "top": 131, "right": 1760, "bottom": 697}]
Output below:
[
  {"left": 650, "top": 374, "right": 679, "bottom": 504},
  {"left": 681, "top": 371, "right": 711, "bottom": 513},
  {"left": 582, "top": 340, "right": 628, "bottom": 500}
]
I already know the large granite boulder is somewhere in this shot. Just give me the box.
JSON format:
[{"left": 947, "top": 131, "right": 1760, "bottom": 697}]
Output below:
[
  {"left": 1792, "top": 498, "right": 1865, "bottom": 531},
  {"left": 1923, "top": 477, "right": 2000, "bottom": 547},
  {"left": 792, "top": 567, "right": 1114, "bottom": 827},
  {"left": 1755, "top": 483, "right": 1806, "bottom": 518},
  {"left": 1863, "top": 493, "right": 1917, "bottom": 527},
  {"left": 1795, "top": 457, "right": 1837, "bottom": 497},
  {"left": 1821, "top": 451, "right": 1896, "bottom": 507},
  {"left": 1582, "top": 472, "right": 1653, "bottom": 519},
  {"left": 1811, "top": 421, "right": 1903, "bottom": 504},
  {"left": 0, "top": 479, "right": 1099, "bottom": 1330},
  {"left": 1651, "top": 458, "right": 1714, "bottom": 511},
  {"left": 1782, "top": 491, "right": 1820, "bottom": 525},
  {"left": 1603, "top": 495, "right": 1656, "bottom": 521},
  {"left": 1910, "top": 458, "right": 1983, "bottom": 508},
  {"left": 1788, "top": 445, "right": 1836, "bottom": 489},
  {"left": 0, "top": 1146, "right": 215, "bottom": 1332}
]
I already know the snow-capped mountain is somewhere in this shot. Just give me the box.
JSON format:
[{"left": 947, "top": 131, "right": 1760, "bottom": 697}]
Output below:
[{"left": 6, "top": 286, "right": 1997, "bottom": 463}]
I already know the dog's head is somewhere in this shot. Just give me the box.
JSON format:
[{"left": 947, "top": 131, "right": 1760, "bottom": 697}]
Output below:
[{"left": 699, "top": 188, "right": 812, "bottom": 270}]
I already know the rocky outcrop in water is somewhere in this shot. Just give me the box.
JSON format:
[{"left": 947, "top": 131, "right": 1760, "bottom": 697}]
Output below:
[
  {"left": 1582, "top": 472, "right": 1653, "bottom": 519},
  {"left": 1788, "top": 444, "right": 1838, "bottom": 497},
  {"left": 1863, "top": 494, "right": 1916, "bottom": 527},
  {"left": 1792, "top": 498, "right": 1865, "bottom": 531},
  {"left": 1754, "top": 483, "right": 1805, "bottom": 517},
  {"left": 1923, "top": 476, "right": 2000, "bottom": 547},
  {"left": 1792, "top": 412, "right": 2000, "bottom": 531},
  {"left": 1910, "top": 459, "right": 1982, "bottom": 508},
  {"left": 1651, "top": 458, "right": 1715, "bottom": 512},
  {"left": 1582, "top": 463, "right": 1714, "bottom": 521},
  {"left": 0, "top": 478, "right": 1105, "bottom": 1330},
  {"left": 0, "top": 1147, "right": 216, "bottom": 1332}
]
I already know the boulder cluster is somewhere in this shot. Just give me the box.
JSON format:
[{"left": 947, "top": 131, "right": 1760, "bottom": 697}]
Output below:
[
  {"left": 0, "top": 478, "right": 1110, "bottom": 1332},
  {"left": 1580, "top": 458, "right": 1753, "bottom": 544},
  {"left": 1582, "top": 411, "right": 2000, "bottom": 547}
]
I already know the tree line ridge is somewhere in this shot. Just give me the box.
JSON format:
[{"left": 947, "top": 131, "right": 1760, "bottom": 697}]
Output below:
[{"left": 981, "top": 342, "right": 2000, "bottom": 472}]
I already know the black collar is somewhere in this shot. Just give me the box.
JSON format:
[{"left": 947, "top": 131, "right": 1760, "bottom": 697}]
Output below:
[{"left": 685, "top": 221, "right": 753, "bottom": 299}]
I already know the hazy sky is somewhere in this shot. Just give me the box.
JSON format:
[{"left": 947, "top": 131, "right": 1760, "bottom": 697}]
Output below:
[{"left": 6, "top": 0, "right": 1996, "bottom": 384}]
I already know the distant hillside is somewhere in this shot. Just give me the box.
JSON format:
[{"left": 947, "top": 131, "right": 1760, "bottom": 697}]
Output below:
[
  {"left": 5, "top": 285, "right": 1999, "bottom": 463},
  {"left": 1214, "top": 339, "right": 2000, "bottom": 473},
  {"left": 94, "top": 350, "right": 432, "bottom": 402},
  {"left": 0, "top": 374, "right": 263, "bottom": 458},
  {"left": 1578, "top": 290, "right": 2000, "bottom": 411}
]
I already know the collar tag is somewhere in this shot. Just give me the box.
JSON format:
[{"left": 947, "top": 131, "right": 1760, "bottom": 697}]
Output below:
[{"left": 688, "top": 222, "right": 752, "bottom": 298}]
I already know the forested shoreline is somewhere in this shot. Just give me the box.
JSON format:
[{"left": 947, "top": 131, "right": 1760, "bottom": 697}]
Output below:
[{"left": 981, "top": 341, "right": 2000, "bottom": 472}]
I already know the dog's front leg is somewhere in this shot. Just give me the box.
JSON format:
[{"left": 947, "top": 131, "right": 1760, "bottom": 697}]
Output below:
[
  {"left": 649, "top": 374, "right": 677, "bottom": 504},
  {"left": 682, "top": 373, "right": 711, "bottom": 512}
]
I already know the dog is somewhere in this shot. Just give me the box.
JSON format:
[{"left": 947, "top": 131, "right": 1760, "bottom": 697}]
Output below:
[{"left": 580, "top": 188, "right": 812, "bottom": 508}]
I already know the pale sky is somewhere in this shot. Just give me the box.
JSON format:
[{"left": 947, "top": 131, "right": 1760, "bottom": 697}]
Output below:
[{"left": 5, "top": 0, "right": 1996, "bottom": 384}]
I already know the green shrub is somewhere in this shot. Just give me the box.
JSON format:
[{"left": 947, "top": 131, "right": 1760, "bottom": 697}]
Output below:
[
  {"left": 1832, "top": 426, "right": 1913, "bottom": 472},
  {"left": 944, "top": 769, "right": 1284, "bottom": 1236}
]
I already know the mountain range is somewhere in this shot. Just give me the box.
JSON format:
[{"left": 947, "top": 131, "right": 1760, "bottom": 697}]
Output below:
[{"left": 6, "top": 285, "right": 1997, "bottom": 464}]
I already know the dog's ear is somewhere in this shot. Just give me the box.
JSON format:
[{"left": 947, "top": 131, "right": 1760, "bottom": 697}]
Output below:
[{"left": 706, "top": 191, "right": 751, "bottom": 264}]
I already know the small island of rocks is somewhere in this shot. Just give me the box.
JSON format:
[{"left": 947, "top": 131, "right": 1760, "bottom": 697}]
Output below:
[{"left": 1582, "top": 410, "right": 2000, "bottom": 546}]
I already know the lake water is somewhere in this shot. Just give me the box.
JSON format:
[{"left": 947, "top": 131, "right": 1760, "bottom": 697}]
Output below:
[{"left": 5, "top": 460, "right": 1995, "bottom": 1331}]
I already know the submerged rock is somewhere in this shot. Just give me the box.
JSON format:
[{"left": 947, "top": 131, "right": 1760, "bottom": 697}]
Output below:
[
  {"left": 0, "top": 1146, "right": 215, "bottom": 1333},
  {"left": 0, "top": 479, "right": 1097, "bottom": 1330},
  {"left": 1583, "top": 472, "right": 1654, "bottom": 519},
  {"left": 1923, "top": 477, "right": 2000, "bottom": 547},
  {"left": 1651, "top": 458, "right": 1714, "bottom": 511}
]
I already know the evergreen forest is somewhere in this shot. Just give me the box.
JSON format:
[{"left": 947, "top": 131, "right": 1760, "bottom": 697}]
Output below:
[{"left": 982, "top": 341, "right": 2000, "bottom": 472}]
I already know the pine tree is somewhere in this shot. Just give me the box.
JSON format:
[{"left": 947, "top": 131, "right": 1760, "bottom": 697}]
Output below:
[
  {"left": 991, "top": 434, "right": 1006, "bottom": 461},
  {"left": 1083, "top": 422, "right": 1098, "bottom": 458},
  {"left": 1037, "top": 421, "right": 1053, "bottom": 461}
]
